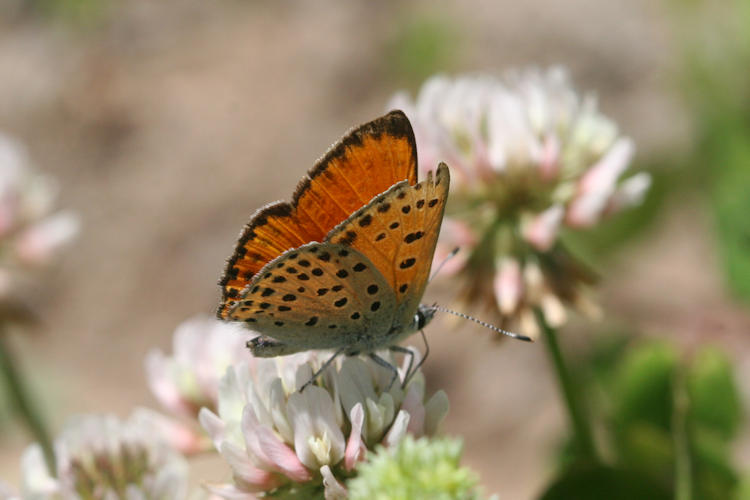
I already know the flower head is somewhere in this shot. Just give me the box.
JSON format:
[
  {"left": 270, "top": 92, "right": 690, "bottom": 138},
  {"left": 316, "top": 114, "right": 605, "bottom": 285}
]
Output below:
[
  {"left": 347, "top": 435, "right": 491, "bottom": 500},
  {"left": 0, "top": 132, "right": 79, "bottom": 301},
  {"left": 14, "top": 410, "right": 189, "bottom": 499},
  {"left": 391, "top": 68, "right": 649, "bottom": 336},
  {"left": 144, "top": 315, "right": 253, "bottom": 455},
  {"left": 199, "top": 351, "right": 448, "bottom": 499},
  {"left": 146, "top": 315, "right": 252, "bottom": 420}
]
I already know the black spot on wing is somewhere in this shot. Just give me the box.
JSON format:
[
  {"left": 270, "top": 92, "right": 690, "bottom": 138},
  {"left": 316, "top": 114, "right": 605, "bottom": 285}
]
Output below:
[
  {"left": 404, "top": 231, "right": 423, "bottom": 244},
  {"left": 334, "top": 297, "right": 348, "bottom": 307},
  {"left": 399, "top": 258, "right": 416, "bottom": 269},
  {"left": 358, "top": 214, "right": 373, "bottom": 227}
]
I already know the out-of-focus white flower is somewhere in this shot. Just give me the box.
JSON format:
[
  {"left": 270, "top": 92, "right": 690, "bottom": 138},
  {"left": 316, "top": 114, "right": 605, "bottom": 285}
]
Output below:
[
  {"left": 145, "top": 315, "right": 253, "bottom": 455},
  {"left": 0, "top": 132, "right": 78, "bottom": 300},
  {"left": 391, "top": 68, "right": 648, "bottom": 335},
  {"left": 12, "top": 410, "right": 189, "bottom": 500},
  {"left": 14, "top": 212, "right": 79, "bottom": 266},
  {"left": 146, "top": 315, "right": 252, "bottom": 419},
  {"left": 199, "top": 351, "right": 448, "bottom": 499}
]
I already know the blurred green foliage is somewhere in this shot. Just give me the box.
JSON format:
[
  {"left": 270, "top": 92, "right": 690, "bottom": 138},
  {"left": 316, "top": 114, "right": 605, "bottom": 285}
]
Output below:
[
  {"left": 671, "top": 0, "right": 750, "bottom": 302},
  {"left": 541, "top": 337, "right": 745, "bottom": 500},
  {"left": 385, "top": 13, "right": 461, "bottom": 88},
  {"left": 20, "top": 0, "right": 106, "bottom": 26},
  {"left": 540, "top": 464, "right": 671, "bottom": 500}
]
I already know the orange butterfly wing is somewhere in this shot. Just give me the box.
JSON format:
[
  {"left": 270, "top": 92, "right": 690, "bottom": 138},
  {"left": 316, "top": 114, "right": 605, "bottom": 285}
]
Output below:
[
  {"left": 327, "top": 163, "right": 450, "bottom": 320},
  {"left": 218, "top": 111, "right": 418, "bottom": 318}
]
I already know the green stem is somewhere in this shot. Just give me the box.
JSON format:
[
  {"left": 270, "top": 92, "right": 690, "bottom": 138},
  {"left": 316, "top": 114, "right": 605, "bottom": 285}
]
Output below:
[
  {"left": 673, "top": 369, "right": 692, "bottom": 500},
  {"left": 535, "top": 308, "right": 599, "bottom": 463},
  {"left": 0, "top": 328, "right": 56, "bottom": 473}
]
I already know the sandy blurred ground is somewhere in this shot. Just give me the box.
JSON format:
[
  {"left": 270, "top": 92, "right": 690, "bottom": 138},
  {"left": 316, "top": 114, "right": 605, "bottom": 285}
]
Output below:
[{"left": 0, "top": 0, "right": 746, "bottom": 498}]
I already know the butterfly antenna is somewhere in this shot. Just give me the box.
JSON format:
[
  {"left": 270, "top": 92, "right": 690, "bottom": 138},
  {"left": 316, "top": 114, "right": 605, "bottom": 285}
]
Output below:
[
  {"left": 433, "top": 305, "right": 533, "bottom": 342},
  {"left": 429, "top": 246, "right": 460, "bottom": 282}
]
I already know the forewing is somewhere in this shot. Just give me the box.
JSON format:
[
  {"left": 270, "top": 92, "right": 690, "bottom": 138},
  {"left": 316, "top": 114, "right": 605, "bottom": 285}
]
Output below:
[
  {"left": 218, "top": 111, "right": 418, "bottom": 318},
  {"left": 326, "top": 163, "right": 450, "bottom": 320},
  {"left": 226, "top": 242, "right": 397, "bottom": 350}
]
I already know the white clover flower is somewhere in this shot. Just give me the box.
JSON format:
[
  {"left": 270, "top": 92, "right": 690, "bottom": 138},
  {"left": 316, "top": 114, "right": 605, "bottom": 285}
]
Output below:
[
  {"left": 146, "top": 315, "right": 252, "bottom": 419},
  {"left": 9, "top": 410, "right": 189, "bottom": 500},
  {"left": 0, "top": 132, "right": 79, "bottom": 300},
  {"left": 199, "top": 351, "right": 448, "bottom": 499},
  {"left": 391, "top": 68, "right": 648, "bottom": 336},
  {"left": 144, "top": 316, "right": 254, "bottom": 456}
]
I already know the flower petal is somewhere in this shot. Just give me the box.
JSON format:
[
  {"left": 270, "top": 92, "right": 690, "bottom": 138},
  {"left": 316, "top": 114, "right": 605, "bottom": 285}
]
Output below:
[
  {"left": 523, "top": 204, "right": 564, "bottom": 251},
  {"left": 567, "top": 138, "right": 635, "bottom": 227},
  {"left": 401, "top": 381, "right": 426, "bottom": 436},
  {"left": 255, "top": 425, "right": 311, "bottom": 482},
  {"left": 199, "top": 408, "right": 226, "bottom": 450},
  {"left": 219, "top": 441, "right": 280, "bottom": 491},
  {"left": 344, "top": 403, "right": 365, "bottom": 471},
  {"left": 14, "top": 211, "right": 79, "bottom": 265},
  {"left": 287, "top": 386, "right": 345, "bottom": 469},
  {"left": 423, "top": 390, "right": 450, "bottom": 436},
  {"left": 205, "top": 483, "right": 261, "bottom": 500},
  {"left": 321, "top": 465, "right": 348, "bottom": 500},
  {"left": 606, "top": 172, "right": 651, "bottom": 214},
  {"left": 382, "top": 410, "right": 410, "bottom": 448},
  {"left": 494, "top": 258, "right": 523, "bottom": 314}
]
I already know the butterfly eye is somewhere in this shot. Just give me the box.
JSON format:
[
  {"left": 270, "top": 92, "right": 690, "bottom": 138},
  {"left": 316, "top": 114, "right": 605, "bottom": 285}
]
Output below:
[{"left": 414, "top": 310, "right": 426, "bottom": 330}]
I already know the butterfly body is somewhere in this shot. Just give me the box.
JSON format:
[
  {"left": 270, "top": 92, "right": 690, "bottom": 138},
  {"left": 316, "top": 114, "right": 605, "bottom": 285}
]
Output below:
[{"left": 218, "top": 111, "right": 449, "bottom": 365}]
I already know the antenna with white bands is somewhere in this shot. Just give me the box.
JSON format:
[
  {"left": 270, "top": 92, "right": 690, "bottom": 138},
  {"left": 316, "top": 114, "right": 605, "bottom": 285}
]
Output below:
[{"left": 433, "top": 305, "right": 533, "bottom": 342}]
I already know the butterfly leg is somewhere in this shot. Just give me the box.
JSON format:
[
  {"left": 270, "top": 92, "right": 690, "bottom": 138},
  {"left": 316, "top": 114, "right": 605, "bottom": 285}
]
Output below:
[
  {"left": 369, "top": 353, "right": 400, "bottom": 391},
  {"left": 403, "top": 330, "right": 429, "bottom": 387},
  {"left": 247, "top": 337, "right": 304, "bottom": 358},
  {"left": 299, "top": 347, "right": 347, "bottom": 393},
  {"left": 388, "top": 345, "right": 415, "bottom": 389}
]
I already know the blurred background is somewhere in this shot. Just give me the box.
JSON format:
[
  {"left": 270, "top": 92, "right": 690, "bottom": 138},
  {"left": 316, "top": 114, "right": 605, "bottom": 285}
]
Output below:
[{"left": 0, "top": 0, "right": 748, "bottom": 498}]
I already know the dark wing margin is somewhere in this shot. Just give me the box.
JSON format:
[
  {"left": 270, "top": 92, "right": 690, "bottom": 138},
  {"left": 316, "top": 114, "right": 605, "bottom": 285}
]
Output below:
[{"left": 217, "top": 110, "right": 418, "bottom": 319}]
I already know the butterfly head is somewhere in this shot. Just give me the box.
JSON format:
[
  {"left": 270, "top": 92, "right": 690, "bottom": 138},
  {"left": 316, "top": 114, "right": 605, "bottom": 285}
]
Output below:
[{"left": 414, "top": 303, "right": 438, "bottom": 331}]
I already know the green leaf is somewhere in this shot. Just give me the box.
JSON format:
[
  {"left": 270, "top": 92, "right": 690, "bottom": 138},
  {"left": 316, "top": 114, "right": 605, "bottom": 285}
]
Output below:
[
  {"left": 614, "top": 342, "right": 677, "bottom": 431},
  {"left": 617, "top": 423, "right": 674, "bottom": 480},
  {"left": 691, "top": 427, "right": 740, "bottom": 500},
  {"left": 736, "top": 474, "right": 750, "bottom": 500},
  {"left": 538, "top": 464, "right": 671, "bottom": 500},
  {"left": 687, "top": 347, "right": 743, "bottom": 441},
  {"left": 710, "top": 130, "right": 750, "bottom": 302}
]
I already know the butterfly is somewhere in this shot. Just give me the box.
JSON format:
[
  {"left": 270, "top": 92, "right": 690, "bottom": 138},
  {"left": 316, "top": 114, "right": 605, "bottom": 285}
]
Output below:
[{"left": 217, "top": 110, "right": 449, "bottom": 388}]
